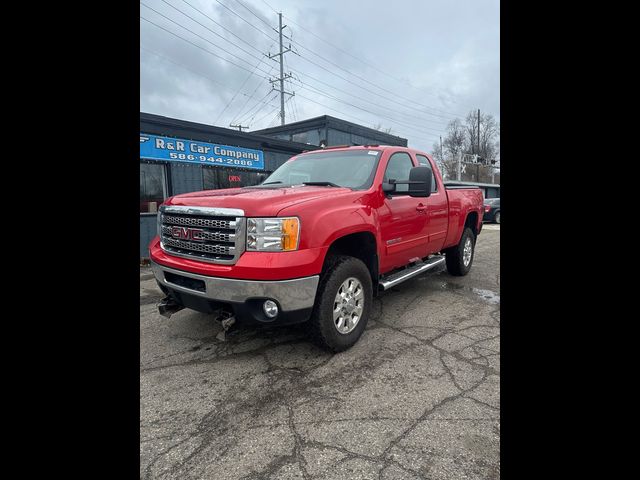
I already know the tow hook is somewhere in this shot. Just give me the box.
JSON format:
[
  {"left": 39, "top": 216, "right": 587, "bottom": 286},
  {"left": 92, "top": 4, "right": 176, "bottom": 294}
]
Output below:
[
  {"left": 157, "top": 296, "right": 184, "bottom": 318},
  {"left": 215, "top": 310, "right": 236, "bottom": 342}
]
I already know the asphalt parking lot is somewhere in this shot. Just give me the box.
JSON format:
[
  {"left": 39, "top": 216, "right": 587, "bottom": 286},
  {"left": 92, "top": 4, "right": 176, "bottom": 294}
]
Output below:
[{"left": 140, "top": 225, "right": 500, "bottom": 479}]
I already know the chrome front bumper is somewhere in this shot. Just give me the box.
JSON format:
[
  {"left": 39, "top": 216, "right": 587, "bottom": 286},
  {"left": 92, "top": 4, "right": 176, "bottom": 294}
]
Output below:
[{"left": 150, "top": 261, "right": 320, "bottom": 311}]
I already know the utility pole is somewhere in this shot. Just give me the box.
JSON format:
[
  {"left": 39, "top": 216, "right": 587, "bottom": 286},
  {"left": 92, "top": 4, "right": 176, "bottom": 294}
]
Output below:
[
  {"left": 476, "top": 109, "right": 481, "bottom": 182},
  {"left": 439, "top": 135, "right": 443, "bottom": 161},
  {"left": 457, "top": 151, "right": 462, "bottom": 181},
  {"left": 229, "top": 124, "right": 248, "bottom": 132},
  {"left": 267, "top": 13, "right": 294, "bottom": 125},
  {"left": 477, "top": 109, "right": 481, "bottom": 155}
]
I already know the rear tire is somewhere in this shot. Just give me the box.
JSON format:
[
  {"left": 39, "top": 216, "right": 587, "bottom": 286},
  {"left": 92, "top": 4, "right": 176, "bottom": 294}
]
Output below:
[
  {"left": 309, "top": 255, "right": 372, "bottom": 352},
  {"left": 494, "top": 211, "right": 500, "bottom": 224},
  {"left": 445, "top": 227, "right": 476, "bottom": 276}
]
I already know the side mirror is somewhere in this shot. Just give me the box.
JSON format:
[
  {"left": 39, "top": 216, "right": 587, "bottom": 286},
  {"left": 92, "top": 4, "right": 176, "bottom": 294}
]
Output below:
[
  {"left": 408, "top": 166, "right": 432, "bottom": 198},
  {"left": 382, "top": 182, "right": 396, "bottom": 193}
]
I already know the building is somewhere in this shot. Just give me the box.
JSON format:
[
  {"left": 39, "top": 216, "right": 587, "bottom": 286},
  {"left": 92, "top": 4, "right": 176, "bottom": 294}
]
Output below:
[
  {"left": 252, "top": 115, "right": 407, "bottom": 148},
  {"left": 140, "top": 112, "right": 408, "bottom": 259}
]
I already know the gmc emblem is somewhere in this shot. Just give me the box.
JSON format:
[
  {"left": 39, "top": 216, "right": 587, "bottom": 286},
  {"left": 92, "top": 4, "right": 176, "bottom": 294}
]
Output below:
[{"left": 171, "top": 226, "right": 204, "bottom": 241}]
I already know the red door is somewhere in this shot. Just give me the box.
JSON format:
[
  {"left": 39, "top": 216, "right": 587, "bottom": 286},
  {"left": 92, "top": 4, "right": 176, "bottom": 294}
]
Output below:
[
  {"left": 416, "top": 154, "right": 448, "bottom": 254},
  {"left": 378, "top": 151, "right": 429, "bottom": 273}
]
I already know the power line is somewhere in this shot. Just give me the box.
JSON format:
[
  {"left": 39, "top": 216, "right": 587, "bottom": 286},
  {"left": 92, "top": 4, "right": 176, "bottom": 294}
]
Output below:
[
  {"left": 141, "top": 15, "right": 275, "bottom": 78},
  {"left": 211, "top": 1, "right": 459, "bottom": 122},
  {"left": 237, "top": 89, "right": 274, "bottom": 124},
  {"left": 212, "top": 0, "right": 278, "bottom": 43},
  {"left": 157, "top": 0, "right": 455, "bottom": 127},
  {"left": 260, "top": 0, "right": 278, "bottom": 14},
  {"left": 234, "top": 0, "right": 273, "bottom": 29},
  {"left": 284, "top": 54, "right": 301, "bottom": 121},
  {"left": 141, "top": 2, "right": 272, "bottom": 74},
  {"left": 293, "top": 79, "right": 444, "bottom": 138},
  {"left": 295, "top": 92, "right": 439, "bottom": 144},
  {"left": 281, "top": 32, "right": 466, "bottom": 119},
  {"left": 242, "top": 1, "right": 467, "bottom": 117},
  {"left": 289, "top": 48, "right": 457, "bottom": 121},
  {"left": 231, "top": 75, "right": 273, "bottom": 124},
  {"left": 140, "top": 45, "right": 280, "bottom": 111},
  {"left": 141, "top": 12, "right": 444, "bottom": 140},
  {"left": 164, "top": 0, "right": 293, "bottom": 126},
  {"left": 290, "top": 68, "right": 448, "bottom": 128},
  {"left": 177, "top": 0, "right": 270, "bottom": 58},
  {"left": 142, "top": 41, "right": 437, "bottom": 145},
  {"left": 140, "top": 16, "right": 444, "bottom": 137},
  {"left": 247, "top": 93, "right": 281, "bottom": 126},
  {"left": 141, "top": 8, "right": 446, "bottom": 133},
  {"left": 214, "top": 56, "right": 264, "bottom": 125},
  {"left": 279, "top": 12, "right": 475, "bottom": 112}
]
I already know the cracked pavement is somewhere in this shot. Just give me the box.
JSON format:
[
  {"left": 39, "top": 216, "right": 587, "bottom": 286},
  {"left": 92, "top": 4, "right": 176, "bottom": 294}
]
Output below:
[{"left": 140, "top": 225, "right": 500, "bottom": 479}]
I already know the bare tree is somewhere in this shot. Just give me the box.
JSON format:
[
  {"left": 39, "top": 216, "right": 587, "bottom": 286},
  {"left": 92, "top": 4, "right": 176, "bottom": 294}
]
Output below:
[
  {"left": 433, "top": 111, "right": 500, "bottom": 183},
  {"left": 430, "top": 140, "right": 444, "bottom": 177},
  {"left": 439, "top": 119, "right": 466, "bottom": 179},
  {"left": 463, "top": 111, "right": 500, "bottom": 163},
  {"left": 372, "top": 123, "right": 393, "bottom": 134}
]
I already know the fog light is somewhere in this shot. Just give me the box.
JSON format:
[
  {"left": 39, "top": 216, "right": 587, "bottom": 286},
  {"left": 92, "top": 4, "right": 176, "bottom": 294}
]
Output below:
[{"left": 263, "top": 300, "right": 278, "bottom": 318}]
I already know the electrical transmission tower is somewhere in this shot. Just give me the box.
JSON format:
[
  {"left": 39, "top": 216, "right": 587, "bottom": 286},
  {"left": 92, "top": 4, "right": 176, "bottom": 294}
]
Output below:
[{"left": 267, "top": 12, "right": 295, "bottom": 125}]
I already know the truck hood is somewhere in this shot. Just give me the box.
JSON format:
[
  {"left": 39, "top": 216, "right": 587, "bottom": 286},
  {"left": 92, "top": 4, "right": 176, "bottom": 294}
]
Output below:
[{"left": 165, "top": 185, "right": 353, "bottom": 217}]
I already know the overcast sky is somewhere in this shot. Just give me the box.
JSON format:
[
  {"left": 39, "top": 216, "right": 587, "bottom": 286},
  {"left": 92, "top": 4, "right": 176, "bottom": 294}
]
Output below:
[{"left": 140, "top": 0, "right": 499, "bottom": 153}]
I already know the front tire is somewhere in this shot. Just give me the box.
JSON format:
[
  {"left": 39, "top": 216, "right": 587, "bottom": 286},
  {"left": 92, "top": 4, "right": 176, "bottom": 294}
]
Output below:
[
  {"left": 494, "top": 211, "right": 500, "bottom": 224},
  {"left": 445, "top": 227, "right": 476, "bottom": 276},
  {"left": 309, "top": 256, "right": 372, "bottom": 352}
]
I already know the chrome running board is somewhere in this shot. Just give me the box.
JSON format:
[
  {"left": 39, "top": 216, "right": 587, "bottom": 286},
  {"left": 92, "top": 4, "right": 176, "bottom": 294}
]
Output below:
[{"left": 379, "top": 255, "right": 446, "bottom": 291}]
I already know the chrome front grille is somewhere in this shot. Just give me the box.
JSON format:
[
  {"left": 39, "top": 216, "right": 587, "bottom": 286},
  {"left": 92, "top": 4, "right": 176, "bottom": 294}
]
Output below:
[
  {"left": 162, "top": 237, "right": 236, "bottom": 255},
  {"left": 162, "top": 215, "right": 236, "bottom": 230},
  {"left": 158, "top": 206, "right": 246, "bottom": 264},
  {"left": 161, "top": 225, "right": 234, "bottom": 243}
]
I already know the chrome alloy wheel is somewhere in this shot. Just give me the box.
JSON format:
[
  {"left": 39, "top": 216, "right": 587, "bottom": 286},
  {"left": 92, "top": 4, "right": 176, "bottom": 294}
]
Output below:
[
  {"left": 333, "top": 277, "right": 364, "bottom": 334},
  {"left": 463, "top": 237, "right": 473, "bottom": 267}
]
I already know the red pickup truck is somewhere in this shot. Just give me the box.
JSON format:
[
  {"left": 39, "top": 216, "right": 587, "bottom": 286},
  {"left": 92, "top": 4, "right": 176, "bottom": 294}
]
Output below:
[{"left": 149, "top": 146, "right": 484, "bottom": 351}]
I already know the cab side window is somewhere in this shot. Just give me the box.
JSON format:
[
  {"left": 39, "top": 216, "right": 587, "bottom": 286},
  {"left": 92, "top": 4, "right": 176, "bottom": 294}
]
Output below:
[
  {"left": 416, "top": 154, "right": 438, "bottom": 192},
  {"left": 384, "top": 152, "right": 414, "bottom": 192}
]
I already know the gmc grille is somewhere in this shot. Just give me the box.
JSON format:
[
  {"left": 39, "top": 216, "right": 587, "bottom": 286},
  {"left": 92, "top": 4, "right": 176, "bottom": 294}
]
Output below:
[{"left": 158, "top": 206, "right": 246, "bottom": 264}]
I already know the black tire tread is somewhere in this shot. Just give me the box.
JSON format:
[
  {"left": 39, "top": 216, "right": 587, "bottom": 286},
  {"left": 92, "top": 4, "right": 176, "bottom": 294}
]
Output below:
[
  {"left": 309, "top": 255, "right": 372, "bottom": 352},
  {"left": 445, "top": 227, "right": 475, "bottom": 276}
]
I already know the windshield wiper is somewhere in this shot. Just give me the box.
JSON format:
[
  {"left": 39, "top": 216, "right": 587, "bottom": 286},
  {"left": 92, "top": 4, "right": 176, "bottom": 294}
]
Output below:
[
  {"left": 261, "top": 181, "right": 283, "bottom": 185},
  {"left": 302, "top": 181, "right": 341, "bottom": 187}
]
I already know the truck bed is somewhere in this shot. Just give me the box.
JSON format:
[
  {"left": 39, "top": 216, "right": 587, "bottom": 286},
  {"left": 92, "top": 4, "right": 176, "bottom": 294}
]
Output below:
[{"left": 442, "top": 186, "right": 484, "bottom": 249}]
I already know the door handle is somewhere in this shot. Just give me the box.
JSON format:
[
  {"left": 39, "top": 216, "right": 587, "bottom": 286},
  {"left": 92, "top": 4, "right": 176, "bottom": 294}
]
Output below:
[{"left": 416, "top": 204, "right": 427, "bottom": 212}]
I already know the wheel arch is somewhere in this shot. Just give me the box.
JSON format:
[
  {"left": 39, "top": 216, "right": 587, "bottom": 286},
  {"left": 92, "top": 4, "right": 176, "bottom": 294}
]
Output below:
[
  {"left": 321, "top": 231, "right": 379, "bottom": 290},
  {"left": 464, "top": 211, "right": 479, "bottom": 237}
]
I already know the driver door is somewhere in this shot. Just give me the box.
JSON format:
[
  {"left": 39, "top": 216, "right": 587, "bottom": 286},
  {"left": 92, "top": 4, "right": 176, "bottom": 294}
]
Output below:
[{"left": 378, "top": 151, "right": 429, "bottom": 273}]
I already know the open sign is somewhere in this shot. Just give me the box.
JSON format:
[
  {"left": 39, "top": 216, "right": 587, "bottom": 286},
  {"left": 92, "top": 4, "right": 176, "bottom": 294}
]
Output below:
[{"left": 229, "top": 175, "right": 241, "bottom": 182}]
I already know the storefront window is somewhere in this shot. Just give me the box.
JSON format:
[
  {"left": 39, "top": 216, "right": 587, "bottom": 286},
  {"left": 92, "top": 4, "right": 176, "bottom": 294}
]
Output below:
[
  {"left": 203, "top": 168, "right": 269, "bottom": 190},
  {"left": 140, "top": 162, "right": 167, "bottom": 213}
]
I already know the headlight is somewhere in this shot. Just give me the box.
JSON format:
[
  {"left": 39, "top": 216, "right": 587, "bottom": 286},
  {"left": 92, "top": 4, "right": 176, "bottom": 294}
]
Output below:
[{"left": 246, "top": 217, "right": 300, "bottom": 251}]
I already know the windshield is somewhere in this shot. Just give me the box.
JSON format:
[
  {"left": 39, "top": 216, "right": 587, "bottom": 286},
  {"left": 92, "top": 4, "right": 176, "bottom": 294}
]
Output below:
[{"left": 262, "top": 150, "right": 381, "bottom": 190}]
